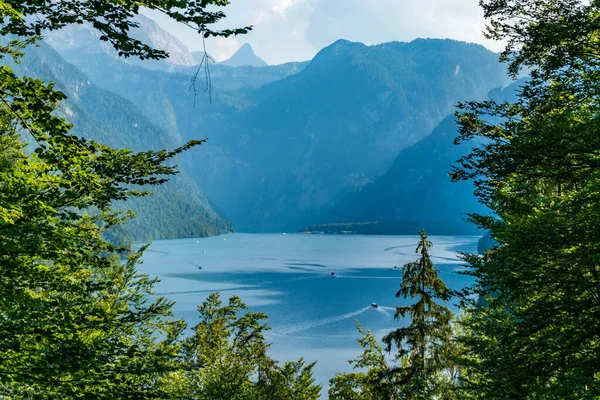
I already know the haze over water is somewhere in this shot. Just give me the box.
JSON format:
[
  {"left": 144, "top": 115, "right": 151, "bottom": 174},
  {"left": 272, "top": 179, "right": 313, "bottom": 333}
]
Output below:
[{"left": 139, "top": 233, "right": 478, "bottom": 391}]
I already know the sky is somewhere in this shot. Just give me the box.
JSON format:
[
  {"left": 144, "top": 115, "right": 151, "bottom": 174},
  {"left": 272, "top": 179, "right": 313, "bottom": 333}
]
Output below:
[{"left": 144, "top": 0, "right": 503, "bottom": 65}]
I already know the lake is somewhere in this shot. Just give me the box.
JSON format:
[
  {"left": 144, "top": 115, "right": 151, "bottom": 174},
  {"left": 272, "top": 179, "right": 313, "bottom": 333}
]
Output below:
[{"left": 138, "top": 233, "right": 478, "bottom": 394}]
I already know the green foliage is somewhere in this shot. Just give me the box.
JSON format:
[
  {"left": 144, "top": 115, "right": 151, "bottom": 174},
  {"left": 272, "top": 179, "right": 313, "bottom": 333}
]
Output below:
[
  {"left": 329, "top": 322, "right": 396, "bottom": 400},
  {"left": 0, "top": 63, "right": 188, "bottom": 398},
  {"left": 158, "top": 293, "right": 321, "bottom": 400},
  {"left": 331, "top": 232, "right": 458, "bottom": 400},
  {"left": 0, "top": 1, "right": 315, "bottom": 398},
  {"left": 452, "top": 0, "right": 600, "bottom": 397},
  {"left": 382, "top": 230, "right": 455, "bottom": 399}
]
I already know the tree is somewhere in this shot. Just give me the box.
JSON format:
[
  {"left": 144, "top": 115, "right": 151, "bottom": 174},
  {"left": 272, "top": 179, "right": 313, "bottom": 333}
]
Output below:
[
  {"left": 382, "top": 230, "right": 455, "bottom": 399},
  {"left": 452, "top": 0, "right": 600, "bottom": 397},
  {"left": 329, "top": 322, "right": 396, "bottom": 400},
  {"left": 158, "top": 293, "right": 321, "bottom": 400},
  {"left": 0, "top": 0, "right": 252, "bottom": 397}
]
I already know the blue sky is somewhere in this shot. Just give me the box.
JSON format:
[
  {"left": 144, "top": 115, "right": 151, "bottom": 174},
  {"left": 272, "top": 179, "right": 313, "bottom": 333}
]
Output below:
[{"left": 145, "top": 0, "right": 501, "bottom": 65}]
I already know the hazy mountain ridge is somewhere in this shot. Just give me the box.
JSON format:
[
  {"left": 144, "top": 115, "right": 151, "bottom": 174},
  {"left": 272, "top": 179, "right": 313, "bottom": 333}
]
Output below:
[
  {"left": 186, "top": 38, "right": 510, "bottom": 231},
  {"left": 45, "top": 27, "right": 511, "bottom": 234},
  {"left": 45, "top": 13, "right": 197, "bottom": 71},
  {"left": 313, "top": 80, "right": 527, "bottom": 234},
  {"left": 47, "top": 48, "right": 308, "bottom": 142},
  {"left": 10, "top": 41, "right": 232, "bottom": 242}
]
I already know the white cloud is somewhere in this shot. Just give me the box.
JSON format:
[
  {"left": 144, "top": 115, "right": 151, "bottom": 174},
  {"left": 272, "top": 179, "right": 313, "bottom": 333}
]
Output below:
[
  {"left": 302, "top": 0, "right": 498, "bottom": 51},
  {"left": 254, "top": 0, "right": 295, "bottom": 22},
  {"left": 148, "top": 0, "right": 503, "bottom": 65}
]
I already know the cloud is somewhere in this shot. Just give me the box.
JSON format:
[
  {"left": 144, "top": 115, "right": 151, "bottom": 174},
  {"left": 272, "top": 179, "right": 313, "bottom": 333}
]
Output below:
[
  {"left": 148, "top": 0, "right": 502, "bottom": 65},
  {"left": 253, "top": 0, "right": 296, "bottom": 23},
  {"left": 302, "top": 0, "right": 496, "bottom": 50}
]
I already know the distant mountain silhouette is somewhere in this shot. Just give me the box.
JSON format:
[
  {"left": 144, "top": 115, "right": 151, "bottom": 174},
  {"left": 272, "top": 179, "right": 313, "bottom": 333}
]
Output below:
[
  {"left": 190, "top": 39, "right": 510, "bottom": 231},
  {"left": 220, "top": 43, "right": 268, "bottom": 67}
]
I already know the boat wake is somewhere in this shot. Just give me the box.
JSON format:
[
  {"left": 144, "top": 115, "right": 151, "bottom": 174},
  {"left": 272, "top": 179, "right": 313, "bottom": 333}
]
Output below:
[{"left": 274, "top": 307, "right": 371, "bottom": 336}]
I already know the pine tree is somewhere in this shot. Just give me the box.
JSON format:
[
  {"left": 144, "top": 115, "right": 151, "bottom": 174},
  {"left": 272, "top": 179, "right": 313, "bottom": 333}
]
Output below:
[
  {"left": 382, "top": 230, "right": 454, "bottom": 399},
  {"left": 157, "top": 293, "right": 322, "bottom": 399}
]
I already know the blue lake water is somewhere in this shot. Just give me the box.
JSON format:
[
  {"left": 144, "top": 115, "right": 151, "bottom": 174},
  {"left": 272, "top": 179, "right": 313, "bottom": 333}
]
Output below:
[{"left": 138, "top": 233, "right": 478, "bottom": 394}]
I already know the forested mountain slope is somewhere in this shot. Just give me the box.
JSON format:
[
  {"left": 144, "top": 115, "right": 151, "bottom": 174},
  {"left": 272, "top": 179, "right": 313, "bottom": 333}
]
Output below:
[{"left": 9, "top": 42, "right": 232, "bottom": 242}]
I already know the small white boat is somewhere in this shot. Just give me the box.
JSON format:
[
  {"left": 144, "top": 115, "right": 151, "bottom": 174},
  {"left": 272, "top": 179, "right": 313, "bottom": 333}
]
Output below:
[{"left": 371, "top": 303, "right": 379, "bottom": 308}]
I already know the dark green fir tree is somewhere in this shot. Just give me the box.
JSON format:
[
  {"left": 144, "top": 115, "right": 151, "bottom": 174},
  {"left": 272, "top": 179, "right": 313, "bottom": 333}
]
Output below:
[{"left": 383, "top": 230, "right": 455, "bottom": 399}]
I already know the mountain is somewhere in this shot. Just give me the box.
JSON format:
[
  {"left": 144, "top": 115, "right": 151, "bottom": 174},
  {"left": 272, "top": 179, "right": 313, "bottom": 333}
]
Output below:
[
  {"left": 312, "top": 115, "right": 482, "bottom": 234},
  {"left": 46, "top": 32, "right": 510, "bottom": 233},
  {"left": 42, "top": 49, "right": 308, "bottom": 170},
  {"left": 312, "top": 80, "right": 526, "bottom": 235},
  {"left": 45, "top": 13, "right": 196, "bottom": 71},
  {"left": 220, "top": 43, "right": 268, "bottom": 67},
  {"left": 9, "top": 40, "right": 232, "bottom": 242},
  {"left": 130, "top": 13, "right": 197, "bottom": 68},
  {"left": 181, "top": 39, "right": 510, "bottom": 231}
]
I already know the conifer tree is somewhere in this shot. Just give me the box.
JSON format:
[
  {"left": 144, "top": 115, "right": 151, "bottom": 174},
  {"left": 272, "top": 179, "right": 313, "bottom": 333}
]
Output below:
[
  {"left": 382, "top": 230, "right": 454, "bottom": 399},
  {"left": 158, "top": 293, "right": 322, "bottom": 400}
]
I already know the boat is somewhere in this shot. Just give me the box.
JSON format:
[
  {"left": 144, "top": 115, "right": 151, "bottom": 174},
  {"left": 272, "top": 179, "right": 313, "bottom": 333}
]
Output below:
[
  {"left": 371, "top": 303, "right": 379, "bottom": 308},
  {"left": 331, "top": 272, "right": 335, "bottom": 276}
]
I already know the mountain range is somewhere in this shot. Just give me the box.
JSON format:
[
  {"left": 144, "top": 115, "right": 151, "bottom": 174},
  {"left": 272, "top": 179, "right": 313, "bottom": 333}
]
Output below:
[
  {"left": 8, "top": 39, "right": 232, "bottom": 243},
  {"left": 45, "top": 14, "right": 197, "bottom": 71},
  {"left": 179, "top": 39, "right": 510, "bottom": 231},
  {"left": 33, "top": 15, "right": 517, "bottom": 237}
]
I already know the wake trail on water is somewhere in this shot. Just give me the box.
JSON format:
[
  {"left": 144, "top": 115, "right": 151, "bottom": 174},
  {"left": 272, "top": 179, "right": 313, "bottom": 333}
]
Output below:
[
  {"left": 374, "top": 307, "right": 390, "bottom": 315},
  {"left": 274, "top": 307, "right": 370, "bottom": 336}
]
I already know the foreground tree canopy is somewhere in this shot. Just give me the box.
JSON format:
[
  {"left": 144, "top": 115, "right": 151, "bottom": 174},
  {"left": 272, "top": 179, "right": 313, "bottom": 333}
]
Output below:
[
  {"left": 331, "top": 0, "right": 600, "bottom": 397},
  {"left": 0, "top": 1, "right": 320, "bottom": 398},
  {"left": 2, "top": 0, "right": 599, "bottom": 398},
  {"left": 452, "top": 0, "right": 600, "bottom": 397}
]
